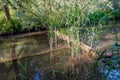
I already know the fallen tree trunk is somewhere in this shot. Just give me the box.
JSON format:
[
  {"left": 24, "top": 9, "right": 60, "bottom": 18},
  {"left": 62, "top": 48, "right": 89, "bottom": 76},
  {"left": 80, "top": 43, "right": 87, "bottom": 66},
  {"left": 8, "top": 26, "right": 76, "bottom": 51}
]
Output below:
[{"left": 54, "top": 31, "right": 96, "bottom": 55}]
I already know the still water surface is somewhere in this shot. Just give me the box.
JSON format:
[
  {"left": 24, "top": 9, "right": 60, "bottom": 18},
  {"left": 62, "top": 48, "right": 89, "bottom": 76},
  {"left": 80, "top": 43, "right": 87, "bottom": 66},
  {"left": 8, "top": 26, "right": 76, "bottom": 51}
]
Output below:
[{"left": 0, "top": 32, "right": 70, "bottom": 80}]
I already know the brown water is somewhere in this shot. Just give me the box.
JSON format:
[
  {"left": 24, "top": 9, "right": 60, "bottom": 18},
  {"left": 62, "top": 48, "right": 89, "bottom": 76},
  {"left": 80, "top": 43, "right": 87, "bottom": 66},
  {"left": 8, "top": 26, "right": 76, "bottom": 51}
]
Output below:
[
  {"left": 0, "top": 32, "right": 71, "bottom": 80},
  {"left": 1, "top": 25, "right": 119, "bottom": 80},
  {"left": 0, "top": 34, "right": 49, "bottom": 61}
]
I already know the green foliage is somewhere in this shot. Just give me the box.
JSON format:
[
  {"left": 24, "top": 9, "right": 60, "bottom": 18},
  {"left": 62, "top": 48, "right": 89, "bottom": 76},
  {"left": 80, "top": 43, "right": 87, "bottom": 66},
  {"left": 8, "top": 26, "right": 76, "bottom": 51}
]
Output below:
[
  {"left": 1, "top": 0, "right": 118, "bottom": 33},
  {"left": 0, "top": 17, "right": 22, "bottom": 34},
  {"left": 87, "top": 11, "right": 109, "bottom": 25},
  {"left": 82, "top": 26, "right": 103, "bottom": 47},
  {"left": 0, "top": 12, "right": 4, "bottom": 18},
  {"left": 87, "top": 10, "right": 120, "bottom": 25},
  {"left": 0, "top": 6, "right": 2, "bottom": 11},
  {"left": 112, "top": 11, "right": 120, "bottom": 17}
]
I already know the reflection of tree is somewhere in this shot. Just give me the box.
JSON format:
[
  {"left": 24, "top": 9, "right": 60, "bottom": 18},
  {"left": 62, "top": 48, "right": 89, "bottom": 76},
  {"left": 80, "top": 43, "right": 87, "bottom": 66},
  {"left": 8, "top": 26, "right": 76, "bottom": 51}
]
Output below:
[
  {"left": 0, "top": 33, "right": 51, "bottom": 79},
  {"left": 49, "top": 38, "right": 55, "bottom": 62},
  {"left": 11, "top": 44, "right": 21, "bottom": 80},
  {"left": 0, "top": 34, "right": 50, "bottom": 63}
]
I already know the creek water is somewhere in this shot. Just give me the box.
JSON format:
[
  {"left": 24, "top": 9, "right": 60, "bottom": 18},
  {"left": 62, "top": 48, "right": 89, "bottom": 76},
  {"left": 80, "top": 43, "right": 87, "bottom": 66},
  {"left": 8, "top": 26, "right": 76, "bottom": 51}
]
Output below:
[
  {"left": 0, "top": 24, "right": 120, "bottom": 80},
  {"left": 0, "top": 32, "right": 70, "bottom": 80}
]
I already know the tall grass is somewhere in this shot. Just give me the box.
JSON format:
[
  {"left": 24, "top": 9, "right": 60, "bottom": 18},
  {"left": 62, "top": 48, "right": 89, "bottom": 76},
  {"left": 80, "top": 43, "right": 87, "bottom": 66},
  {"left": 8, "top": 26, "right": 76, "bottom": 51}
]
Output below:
[{"left": 45, "top": 1, "right": 120, "bottom": 80}]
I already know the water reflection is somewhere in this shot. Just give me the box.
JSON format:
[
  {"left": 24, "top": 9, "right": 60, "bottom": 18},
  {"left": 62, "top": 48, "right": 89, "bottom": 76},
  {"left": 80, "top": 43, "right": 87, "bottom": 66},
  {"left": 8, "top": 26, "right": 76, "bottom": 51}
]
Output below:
[
  {"left": 0, "top": 33, "right": 69, "bottom": 80},
  {"left": 0, "top": 34, "right": 50, "bottom": 62}
]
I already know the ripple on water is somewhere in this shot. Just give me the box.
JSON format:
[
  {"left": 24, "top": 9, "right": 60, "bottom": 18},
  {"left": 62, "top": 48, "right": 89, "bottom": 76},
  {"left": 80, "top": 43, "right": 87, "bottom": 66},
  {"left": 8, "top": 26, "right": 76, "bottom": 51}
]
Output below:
[{"left": 103, "top": 69, "right": 120, "bottom": 80}]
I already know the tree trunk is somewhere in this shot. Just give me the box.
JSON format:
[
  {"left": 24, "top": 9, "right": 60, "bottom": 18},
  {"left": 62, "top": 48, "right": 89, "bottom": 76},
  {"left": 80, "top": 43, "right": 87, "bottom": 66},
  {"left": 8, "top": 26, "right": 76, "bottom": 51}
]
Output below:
[
  {"left": 3, "top": 4, "right": 10, "bottom": 21},
  {"left": 11, "top": 45, "right": 22, "bottom": 80}
]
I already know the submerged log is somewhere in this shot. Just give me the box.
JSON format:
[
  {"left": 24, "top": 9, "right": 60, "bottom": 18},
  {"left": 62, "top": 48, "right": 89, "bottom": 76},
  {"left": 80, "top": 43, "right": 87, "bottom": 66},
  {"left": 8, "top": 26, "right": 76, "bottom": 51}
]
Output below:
[
  {"left": 0, "top": 46, "right": 69, "bottom": 63},
  {"left": 10, "top": 31, "right": 48, "bottom": 38}
]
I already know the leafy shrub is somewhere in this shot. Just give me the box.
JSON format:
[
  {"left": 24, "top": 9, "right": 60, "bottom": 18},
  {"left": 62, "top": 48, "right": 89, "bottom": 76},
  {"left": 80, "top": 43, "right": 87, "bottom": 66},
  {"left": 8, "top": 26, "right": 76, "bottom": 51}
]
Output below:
[
  {"left": 87, "top": 11, "right": 120, "bottom": 26},
  {"left": 87, "top": 11, "right": 109, "bottom": 25},
  {"left": 0, "top": 17, "right": 23, "bottom": 34},
  {"left": 112, "top": 11, "right": 120, "bottom": 17}
]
